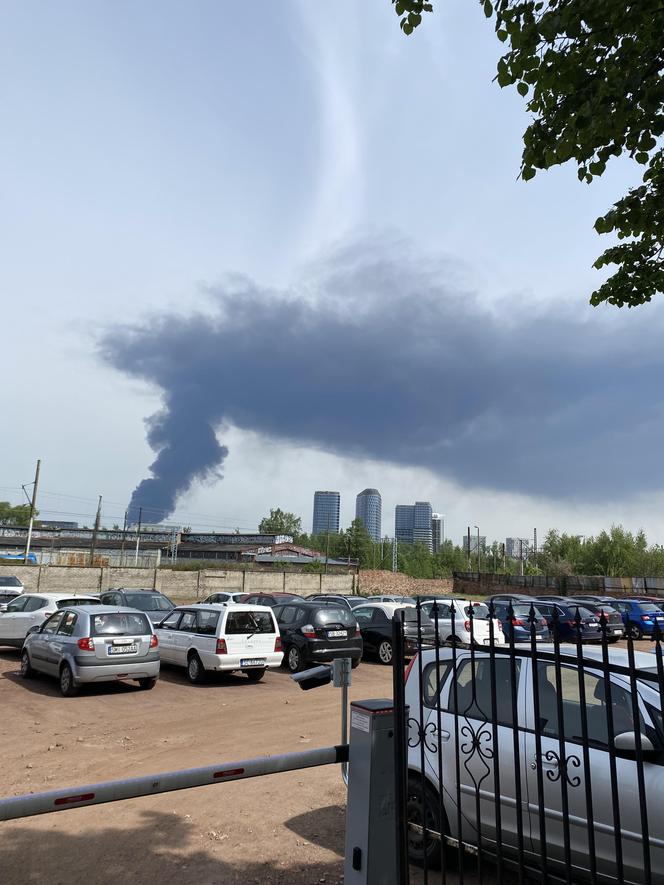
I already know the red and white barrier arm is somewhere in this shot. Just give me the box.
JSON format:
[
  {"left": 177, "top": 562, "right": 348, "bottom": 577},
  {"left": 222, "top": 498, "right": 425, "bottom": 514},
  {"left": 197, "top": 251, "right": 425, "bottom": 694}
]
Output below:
[{"left": 0, "top": 744, "right": 349, "bottom": 822}]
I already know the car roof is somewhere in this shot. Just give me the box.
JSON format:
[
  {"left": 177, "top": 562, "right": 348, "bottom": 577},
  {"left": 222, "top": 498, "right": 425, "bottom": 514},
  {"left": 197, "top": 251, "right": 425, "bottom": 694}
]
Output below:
[
  {"left": 18, "top": 592, "right": 100, "bottom": 601},
  {"left": 60, "top": 604, "right": 145, "bottom": 615},
  {"left": 107, "top": 587, "right": 161, "bottom": 593},
  {"left": 169, "top": 603, "right": 274, "bottom": 613}
]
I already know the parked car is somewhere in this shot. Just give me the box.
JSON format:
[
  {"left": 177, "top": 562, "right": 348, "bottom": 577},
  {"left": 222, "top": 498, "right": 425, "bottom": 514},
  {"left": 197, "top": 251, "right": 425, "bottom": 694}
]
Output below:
[
  {"left": 532, "top": 600, "right": 602, "bottom": 642},
  {"left": 306, "top": 594, "right": 367, "bottom": 610},
  {"left": 405, "top": 643, "right": 664, "bottom": 881},
  {"left": 368, "top": 595, "right": 416, "bottom": 606},
  {"left": 99, "top": 588, "right": 175, "bottom": 623},
  {"left": 352, "top": 602, "right": 435, "bottom": 664},
  {"left": 632, "top": 596, "right": 664, "bottom": 611},
  {"left": 420, "top": 598, "right": 506, "bottom": 645},
  {"left": 484, "top": 593, "right": 534, "bottom": 608},
  {"left": 0, "top": 576, "right": 24, "bottom": 611},
  {"left": 239, "top": 592, "right": 304, "bottom": 607},
  {"left": 492, "top": 601, "right": 550, "bottom": 643},
  {"left": 0, "top": 593, "right": 101, "bottom": 647},
  {"left": 201, "top": 591, "right": 245, "bottom": 605},
  {"left": 272, "top": 601, "right": 363, "bottom": 672},
  {"left": 21, "top": 605, "right": 159, "bottom": 696},
  {"left": 567, "top": 598, "right": 625, "bottom": 641},
  {"left": 608, "top": 598, "right": 664, "bottom": 640},
  {"left": 155, "top": 604, "right": 282, "bottom": 683}
]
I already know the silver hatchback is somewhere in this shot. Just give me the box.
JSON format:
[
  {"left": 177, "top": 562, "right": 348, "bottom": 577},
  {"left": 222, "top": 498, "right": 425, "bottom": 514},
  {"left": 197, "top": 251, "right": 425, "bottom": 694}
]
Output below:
[{"left": 21, "top": 605, "right": 160, "bottom": 696}]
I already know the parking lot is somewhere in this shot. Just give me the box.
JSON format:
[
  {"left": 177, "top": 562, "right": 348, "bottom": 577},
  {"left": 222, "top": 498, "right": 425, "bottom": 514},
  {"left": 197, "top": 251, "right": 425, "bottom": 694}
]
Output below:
[{"left": 0, "top": 649, "right": 392, "bottom": 885}]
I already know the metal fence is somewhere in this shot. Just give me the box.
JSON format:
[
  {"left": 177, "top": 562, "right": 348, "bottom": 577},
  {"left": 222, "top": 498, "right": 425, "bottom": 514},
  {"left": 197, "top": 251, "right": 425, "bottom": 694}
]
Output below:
[{"left": 392, "top": 600, "right": 664, "bottom": 885}]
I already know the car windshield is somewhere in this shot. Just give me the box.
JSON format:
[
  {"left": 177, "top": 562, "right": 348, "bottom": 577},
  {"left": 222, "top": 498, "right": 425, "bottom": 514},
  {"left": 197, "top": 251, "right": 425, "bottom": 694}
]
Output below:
[
  {"left": 464, "top": 603, "right": 490, "bottom": 619},
  {"left": 56, "top": 598, "right": 101, "bottom": 609},
  {"left": 225, "top": 610, "right": 275, "bottom": 634},
  {"left": 0, "top": 577, "right": 21, "bottom": 587},
  {"left": 124, "top": 593, "right": 173, "bottom": 612},
  {"left": 314, "top": 607, "right": 356, "bottom": 626},
  {"left": 91, "top": 612, "right": 151, "bottom": 636},
  {"left": 638, "top": 603, "right": 662, "bottom": 613}
]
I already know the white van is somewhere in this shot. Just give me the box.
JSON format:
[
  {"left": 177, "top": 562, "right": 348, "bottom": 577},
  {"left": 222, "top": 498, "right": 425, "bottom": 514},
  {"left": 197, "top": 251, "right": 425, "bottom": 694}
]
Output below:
[{"left": 155, "top": 604, "right": 283, "bottom": 683}]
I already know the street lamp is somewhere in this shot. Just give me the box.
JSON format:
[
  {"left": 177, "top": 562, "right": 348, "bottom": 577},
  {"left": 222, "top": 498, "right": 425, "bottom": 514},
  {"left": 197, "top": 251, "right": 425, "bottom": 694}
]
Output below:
[{"left": 474, "top": 525, "right": 480, "bottom": 577}]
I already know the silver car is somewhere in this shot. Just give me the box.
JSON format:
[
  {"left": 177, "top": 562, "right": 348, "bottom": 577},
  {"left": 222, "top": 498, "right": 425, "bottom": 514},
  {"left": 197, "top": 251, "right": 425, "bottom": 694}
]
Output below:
[{"left": 21, "top": 605, "right": 160, "bottom": 696}]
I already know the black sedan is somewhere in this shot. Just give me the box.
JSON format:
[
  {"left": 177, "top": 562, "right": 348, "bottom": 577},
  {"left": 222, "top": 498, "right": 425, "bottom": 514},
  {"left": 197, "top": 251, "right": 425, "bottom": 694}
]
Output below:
[{"left": 272, "top": 601, "right": 363, "bottom": 673}]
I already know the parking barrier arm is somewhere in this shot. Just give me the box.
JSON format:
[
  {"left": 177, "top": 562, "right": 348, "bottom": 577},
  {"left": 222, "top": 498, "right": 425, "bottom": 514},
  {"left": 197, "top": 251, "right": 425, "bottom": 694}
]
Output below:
[{"left": 0, "top": 744, "right": 349, "bottom": 822}]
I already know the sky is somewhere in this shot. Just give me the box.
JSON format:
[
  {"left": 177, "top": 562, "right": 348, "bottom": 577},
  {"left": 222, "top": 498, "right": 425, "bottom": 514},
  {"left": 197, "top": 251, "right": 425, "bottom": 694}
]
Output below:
[{"left": 1, "top": 0, "right": 661, "bottom": 547}]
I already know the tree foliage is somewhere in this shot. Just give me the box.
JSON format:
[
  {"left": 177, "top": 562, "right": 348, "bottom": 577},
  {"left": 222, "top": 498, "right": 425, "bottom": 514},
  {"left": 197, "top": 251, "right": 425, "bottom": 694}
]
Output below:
[
  {"left": 392, "top": 0, "right": 664, "bottom": 308},
  {"left": 0, "top": 501, "right": 34, "bottom": 526},
  {"left": 258, "top": 508, "right": 303, "bottom": 538}
]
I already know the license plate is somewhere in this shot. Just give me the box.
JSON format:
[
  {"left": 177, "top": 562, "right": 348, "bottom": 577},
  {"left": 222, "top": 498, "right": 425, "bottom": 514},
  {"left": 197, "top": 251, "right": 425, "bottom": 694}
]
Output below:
[
  {"left": 327, "top": 630, "right": 346, "bottom": 638},
  {"left": 240, "top": 658, "right": 265, "bottom": 667},
  {"left": 108, "top": 644, "right": 138, "bottom": 655}
]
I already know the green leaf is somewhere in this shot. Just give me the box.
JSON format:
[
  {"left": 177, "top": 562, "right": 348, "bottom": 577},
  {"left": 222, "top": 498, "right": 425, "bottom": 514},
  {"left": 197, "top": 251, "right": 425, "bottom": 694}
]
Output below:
[
  {"left": 517, "top": 81, "right": 529, "bottom": 97},
  {"left": 635, "top": 152, "right": 649, "bottom": 164},
  {"left": 484, "top": 0, "right": 494, "bottom": 17},
  {"left": 496, "top": 28, "right": 508, "bottom": 41},
  {"left": 522, "top": 165, "right": 536, "bottom": 181}
]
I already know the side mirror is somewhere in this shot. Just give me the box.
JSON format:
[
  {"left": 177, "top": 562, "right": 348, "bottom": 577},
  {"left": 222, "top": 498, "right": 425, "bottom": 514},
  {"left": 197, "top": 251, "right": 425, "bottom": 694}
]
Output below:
[
  {"left": 26, "top": 625, "right": 41, "bottom": 636},
  {"left": 614, "top": 731, "right": 656, "bottom": 758},
  {"left": 291, "top": 664, "right": 332, "bottom": 691}
]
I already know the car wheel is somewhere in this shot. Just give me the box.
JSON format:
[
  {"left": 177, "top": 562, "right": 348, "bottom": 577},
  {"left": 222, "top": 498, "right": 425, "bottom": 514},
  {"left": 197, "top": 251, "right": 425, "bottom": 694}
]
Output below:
[
  {"left": 243, "top": 668, "right": 266, "bottom": 682},
  {"left": 187, "top": 653, "right": 207, "bottom": 684},
  {"left": 138, "top": 677, "right": 157, "bottom": 690},
  {"left": 407, "top": 777, "right": 445, "bottom": 869},
  {"left": 377, "top": 640, "right": 393, "bottom": 665},
  {"left": 287, "top": 645, "right": 304, "bottom": 673},
  {"left": 627, "top": 623, "right": 643, "bottom": 641},
  {"left": 20, "top": 650, "right": 34, "bottom": 679},
  {"left": 59, "top": 663, "right": 79, "bottom": 697},
  {"left": 351, "top": 657, "right": 361, "bottom": 669}
]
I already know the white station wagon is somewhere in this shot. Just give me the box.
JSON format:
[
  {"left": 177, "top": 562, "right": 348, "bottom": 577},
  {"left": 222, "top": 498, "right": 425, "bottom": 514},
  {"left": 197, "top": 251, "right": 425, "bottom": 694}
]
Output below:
[{"left": 155, "top": 604, "right": 283, "bottom": 683}]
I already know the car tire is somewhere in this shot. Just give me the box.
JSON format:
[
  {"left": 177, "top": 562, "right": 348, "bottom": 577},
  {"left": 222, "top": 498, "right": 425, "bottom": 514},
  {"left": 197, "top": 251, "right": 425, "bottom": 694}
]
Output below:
[
  {"left": 138, "top": 677, "right": 157, "bottom": 690},
  {"left": 378, "top": 640, "right": 393, "bottom": 665},
  {"left": 286, "top": 645, "right": 304, "bottom": 673},
  {"left": 243, "top": 668, "right": 266, "bottom": 682},
  {"left": 351, "top": 657, "right": 361, "bottom": 669},
  {"left": 187, "top": 653, "right": 207, "bottom": 684},
  {"left": 20, "top": 650, "right": 35, "bottom": 679},
  {"left": 407, "top": 777, "right": 447, "bottom": 870},
  {"left": 627, "top": 623, "right": 643, "bottom": 641},
  {"left": 59, "top": 663, "right": 79, "bottom": 697}
]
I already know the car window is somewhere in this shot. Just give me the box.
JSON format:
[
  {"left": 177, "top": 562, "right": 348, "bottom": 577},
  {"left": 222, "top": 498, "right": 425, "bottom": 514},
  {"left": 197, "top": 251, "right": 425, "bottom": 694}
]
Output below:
[
  {"left": 58, "top": 611, "right": 78, "bottom": 636},
  {"left": 196, "top": 610, "right": 220, "bottom": 636},
  {"left": 41, "top": 612, "right": 66, "bottom": 635},
  {"left": 24, "top": 597, "right": 46, "bottom": 612},
  {"left": 425, "top": 601, "right": 452, "bottom": 620},
  {"left": 102, "top": 592, "right": 122, "bottom": 606},
  {"left": 123, "top": 592, "right": 173, "bottom": 612},
  {"left": 445, "top": 657, "right": 521, "bottom": 727},
  {"left": 0, "top": 592, "right": 19, "bottom": 605},
  {"left": 243, "top": 595, "right": 259, "bottom": 605},
  {"left": 464, "top": 603, "right": 490, "bottom": 620},
  {"left": 159, "top": 611, "right": 182, "bottom": 630},
  {"left": 372, "top": 609, "right": 389, "bottom": 625},
  {"left": 225, "top": 610, "right": 275, "bottom": 634},
  {"left": 56, "top": 598, "right": 100, "bottom": 609},
  {"left": 638, "top": 603, "right": 662, "bottom": 613},
  {"left": 423, "top": 660, "right": 454, "bottom": 708},
  {"left": 313, "top": 607, "right": 355, "bottom": 627},
  {"left": 178, "top": 611, "right": 197, "bottom": 632},
  {"left": 4, "top": 596, "right": 29, "bottom": 613},
  {"left": 536, "top": 663, "right": 645, "bottom": 748},
  {"left": 91, "top": 612, "right": 152, "bottom": 636},
  {"left": 277, "top": 605, "right": 297, "bottom": 625},
  {"left": 403, "top": 607, "right": 433, "bottom": 625},
  {"left": 353, "top": 607, "right": 374, "bottom": 625},
  {"left": 0, "top": 577, "right": 22, "bottom": 587}
]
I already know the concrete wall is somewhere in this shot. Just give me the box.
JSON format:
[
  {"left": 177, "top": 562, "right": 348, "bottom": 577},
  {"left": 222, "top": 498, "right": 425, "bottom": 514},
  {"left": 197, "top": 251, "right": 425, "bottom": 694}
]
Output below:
[
  {"left": 0, "top": 564, "right": 355, "bottom": 601},
  {"left": 452, "top": 571, "right": 664, "bottom": 598}
]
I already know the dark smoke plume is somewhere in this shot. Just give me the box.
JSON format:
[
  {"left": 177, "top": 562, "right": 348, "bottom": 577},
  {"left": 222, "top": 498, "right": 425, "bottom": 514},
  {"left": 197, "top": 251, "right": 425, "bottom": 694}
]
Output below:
[{"left": 100, "top": 240, "right": 664, "bottom": 521}]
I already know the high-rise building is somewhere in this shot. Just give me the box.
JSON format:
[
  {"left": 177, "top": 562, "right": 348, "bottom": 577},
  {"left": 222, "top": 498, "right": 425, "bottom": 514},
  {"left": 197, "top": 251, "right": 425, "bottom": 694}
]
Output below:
[
  {"left": 355, "top": 488, "right": 382, "bottom": 542},
  {"left": 312, "top": 491, "right": 340, "bottom": 536},
  {"left": 462, "top": 535, "right": 487, "bottom": 552},
  {"left": 506, "top": 537, "right": 529, "bottom": 559},
  {"left": 431, "top": 514, "right": 442, "bottom": 554},
  {"left": 394, "top": 501, "right": 434, "bottom": 552}
]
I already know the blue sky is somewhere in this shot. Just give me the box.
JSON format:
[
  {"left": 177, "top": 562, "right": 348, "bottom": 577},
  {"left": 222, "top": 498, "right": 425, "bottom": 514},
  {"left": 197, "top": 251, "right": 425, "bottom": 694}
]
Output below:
[{"left": 1, "top": 1, "right": 659, "bottom": 544}]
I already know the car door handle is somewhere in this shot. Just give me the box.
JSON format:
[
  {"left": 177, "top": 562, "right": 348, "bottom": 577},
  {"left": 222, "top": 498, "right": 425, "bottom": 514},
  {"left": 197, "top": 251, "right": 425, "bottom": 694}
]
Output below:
[
  {"left": 532, "top": 755, "right": 559, "bottom": 770},
  {"left": 435, "top": 728, "right": 451, "bottom": 742}
]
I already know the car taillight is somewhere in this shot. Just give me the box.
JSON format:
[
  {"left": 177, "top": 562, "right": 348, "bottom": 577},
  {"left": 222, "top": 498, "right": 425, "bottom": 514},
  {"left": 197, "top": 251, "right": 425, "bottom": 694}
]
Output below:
[
  {"left": 274, "top": 637, "right": 282, "bottom": 652},
  {"left": 150, "top": 634, "right": 158, "bottom": 648},
  {"left": 301, "top": 624, "right": 316, "bottom": 639},
  {"left": 77, "top": 637, "right": 95, "bottom": 651},
  {"left": 216, "top": 638, "right": 228, "bottom": 654},
  {"left": 497, "top": 622, "right": 503, "bottom": 631},
  {"left": 355, "top": 627, "right": 361, "bottom": 637},
  {"left": 511, "top": 618, "right": 525, "bottom": 626},
  {"left": 404, "top": 653, "right": 418, "bottom": 684},
  {"left": 641, "top": 615, "right": 652, "bottom": 621},
  {"left": 464, "top": 620, "right": 471, "bottom": 631}
]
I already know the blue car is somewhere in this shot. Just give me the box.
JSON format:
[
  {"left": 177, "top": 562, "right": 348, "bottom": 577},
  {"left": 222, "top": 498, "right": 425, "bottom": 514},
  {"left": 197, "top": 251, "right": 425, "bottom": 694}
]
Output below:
[
  {"left": 493, "top": 602, "right": 550, "bottom": 642},
  {"left": 533, "top": 601, "right": 602, "bottom": 642},
  {"left": 610, "top": 598, "right": 664, "bottom": 640}
]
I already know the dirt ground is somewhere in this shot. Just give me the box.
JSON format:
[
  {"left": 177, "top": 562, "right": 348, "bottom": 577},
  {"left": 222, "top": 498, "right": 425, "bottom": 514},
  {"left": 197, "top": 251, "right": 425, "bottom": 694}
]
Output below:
[{"left": 0, "top": 649, "right": 393, "bottom": 885}]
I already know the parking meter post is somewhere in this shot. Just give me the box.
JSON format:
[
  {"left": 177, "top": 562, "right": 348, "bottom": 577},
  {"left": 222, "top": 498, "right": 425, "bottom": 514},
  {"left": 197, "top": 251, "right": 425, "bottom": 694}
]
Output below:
[
  {"left": 333, "top": 658, "right": 352, "bottom": 785},
  {"left": 344, "top": 699, "right": 399, "bottom": 885}
]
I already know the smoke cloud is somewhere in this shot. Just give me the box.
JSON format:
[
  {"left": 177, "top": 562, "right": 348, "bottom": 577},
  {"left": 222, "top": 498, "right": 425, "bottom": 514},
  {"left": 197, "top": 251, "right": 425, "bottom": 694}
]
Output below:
[{"left": 100, "top": 240, "right": 664, "bottom": 522}]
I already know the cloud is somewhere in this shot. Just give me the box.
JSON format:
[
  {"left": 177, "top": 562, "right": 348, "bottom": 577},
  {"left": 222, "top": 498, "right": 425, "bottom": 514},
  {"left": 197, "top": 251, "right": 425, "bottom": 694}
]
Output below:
[{"left": 100, "top": 238, "right": 664, "bottom": 521}]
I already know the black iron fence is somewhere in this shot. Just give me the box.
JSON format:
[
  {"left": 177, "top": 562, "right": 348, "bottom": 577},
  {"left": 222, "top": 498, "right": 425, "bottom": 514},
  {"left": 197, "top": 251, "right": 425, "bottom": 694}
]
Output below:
[{"left": 392, "top": 600, "right": 664, "bottom": 885}]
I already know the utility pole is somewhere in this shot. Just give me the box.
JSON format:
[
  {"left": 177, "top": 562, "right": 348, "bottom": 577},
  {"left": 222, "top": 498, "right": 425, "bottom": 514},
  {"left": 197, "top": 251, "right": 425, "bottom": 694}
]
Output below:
[
  {"left": 120, "top": 510, "right": 127, "bottom": 567},
  {"left": 519, "top": 539, "right": 524, "bottom": 577},
  {"left": 23, "top": 459, "right": 41, "bottom": 564},
  {"left": 392, "top": 536, "right": 398, "bottom": 573},
  {"left": 474, "top": 525, "right": 481, "bottom": 578},
  {"left": 467, "top": 526, "right": 471, "bottom": 570},
  {"left": 89, "top": 496, "right": 102, "bottom": 565},
  {"left": 324, "top": 513, "right": 330, "bottom": 575},
  {"left": 134, "top": 507, "right": 143, "bottom": 566},
  {"left": 533, "top": 527, "right": 538, "bottom": 567}
]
